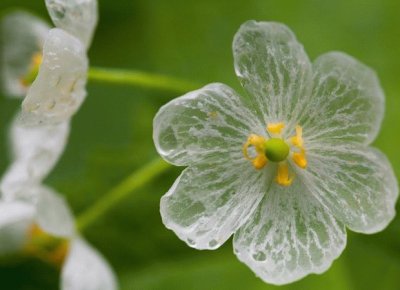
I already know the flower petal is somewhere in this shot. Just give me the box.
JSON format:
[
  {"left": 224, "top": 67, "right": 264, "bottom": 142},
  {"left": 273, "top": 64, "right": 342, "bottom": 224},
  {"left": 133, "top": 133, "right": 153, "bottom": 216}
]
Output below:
[
  {"left": 0, "top": 200, "right": 35, "bottom": 254},
  {"left": 233, "top": 180, "right": 347, "bottom": 285},
  {"left": 154, "top": 83, "right": 263, "bottom": 166},
  {"left": 21, "top": 28, "right": 88, "bottom": 126},
  {"left": 61, "top": 237, "right": 117, "bottom": 290},
  {"left": 233, "top": 21, "right": 312, "bottom": 127},
  {"left": 0, "top": 118, "right": 69, "bottom": 199},
  {"left": 45, "top": 0, "right": 98, "bottom": 48},
  {"left": 160, "top": 158, "right": 273, "bottom": 250},
  {"left": 35, "top": 186, "right": 75, "bottom": 238},
  {"left": 301, "top": 52, "right": 384, "bottom": 145},
  {"left": 300, "top": 145, "right": 398, "bottom": 234},
  {"left": 0, "top": 11, "right": 50, "bottom": 98}
]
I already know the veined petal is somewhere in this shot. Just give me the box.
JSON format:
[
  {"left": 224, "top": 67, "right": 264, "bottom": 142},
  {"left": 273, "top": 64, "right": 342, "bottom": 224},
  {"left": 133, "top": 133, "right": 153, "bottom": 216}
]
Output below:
[
  {"left": 233, "top": 21, "right": 312, "bottom": 128},
  {"left": 300, "top": 145, "right": 398, "bottom": 234},
  {"left": 233, "top": 180, "right": 346, "bottom": 285},
  {"left": 35, "top": 186, "right": 75, "bottom": 238},
  {"left": 21, "top": 28, "right": 88, "bottom": 126},
  {"left": 45, "top": 0, "right": 98, "bottom": 48},
  {"left": 61, "top": 237, "right": 117, "bottom": 290},
  {"left": 154, "top": 83, "right": 263, "bottom": 166},
  {"left": 160, "top": 158, "right": 272, "bottom": 250},
  {"left": 0, "top": 201, "right": 35, "bottom": 254},
  {"left": 301, "top": 52, "right": 384, "bottom": 145},
  {"left": 0, "top": 118, "right": 69, "bottom": 199},
  {"left": 0, "top": 11, "right": 50, "bottom": 98}
]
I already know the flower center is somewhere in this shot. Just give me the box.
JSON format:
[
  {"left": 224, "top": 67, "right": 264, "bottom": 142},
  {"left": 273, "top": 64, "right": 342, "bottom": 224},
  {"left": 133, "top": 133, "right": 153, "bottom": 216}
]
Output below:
[
  {"left": 20, "top": 52, "right": 43, "bottom": 88},
  {"left": 23, "top": 224, "right": 70, "bottom": 268},
  {"left": 264, "top": 138, "right": 289, "bottom": 162},
  {"left": 243, "top": 122, "right": 307, "bottom": 186}
]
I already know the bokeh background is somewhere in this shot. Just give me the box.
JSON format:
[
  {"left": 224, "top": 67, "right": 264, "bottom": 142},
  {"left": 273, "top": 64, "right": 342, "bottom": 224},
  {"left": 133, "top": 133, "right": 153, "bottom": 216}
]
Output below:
[{"left": 1, "top": 0, "right": 400, "bottom": 289}]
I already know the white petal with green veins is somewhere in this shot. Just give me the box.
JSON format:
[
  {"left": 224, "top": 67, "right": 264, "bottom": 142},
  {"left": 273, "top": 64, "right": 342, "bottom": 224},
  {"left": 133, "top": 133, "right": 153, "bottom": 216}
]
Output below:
[
  {"left": 161, "top": 157, "right": 273, "bottom": 250},
  {"left": 300, "top": 145, "right": 398, "bottom": 234},
  {"left": 233, "top": 180, "right": 346, "bottom": 285},
  {"left": 233, "top": 21, "right": 313, "bottom": 129},
  {"left": 301, "top": 52, "right": 384, "bottom": 145},
  {"left": 154, "top": 83, "right": 263, "bottom": 166}
]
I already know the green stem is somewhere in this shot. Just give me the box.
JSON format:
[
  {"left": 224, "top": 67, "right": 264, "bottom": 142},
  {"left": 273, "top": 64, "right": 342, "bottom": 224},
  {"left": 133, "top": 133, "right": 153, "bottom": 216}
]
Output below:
[
  {"left": 88, "top": 67, "right": 200, "bottom": 93},
  {"left": 76, "top": 158, "right": 171, "bottom": 232}
]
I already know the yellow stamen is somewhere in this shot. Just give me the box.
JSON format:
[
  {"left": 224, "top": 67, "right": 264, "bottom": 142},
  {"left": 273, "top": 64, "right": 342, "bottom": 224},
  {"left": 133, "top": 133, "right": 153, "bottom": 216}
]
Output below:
[
  {"left": 244, "top": 123, "right": 307, "bottom": 186},
  {"left": 292, "top": 150, "right": 307, "bottom": 169},
  {"left": 252, "top": 154, "right": 268, "bottom": 169},
  {"left": 243, "top": 134, "right": 268, "bottom": 169},
  {"left": 267, "top": 122, "right": 285, "bottom": 135},
  {"left": 290, "top": 125, "right": 303, "bottom": 148},
  {"left": 20, "top": 52, "right": 43, "bottom": 87},
  {"left": 276, "top": 162, "right": 293, "bottom": 186},
  {"left": 32, "top": 52, "right": 42, "bottom": 66},
  {"left": 24, "top": 224, "right": 70, "bottom": 268}
]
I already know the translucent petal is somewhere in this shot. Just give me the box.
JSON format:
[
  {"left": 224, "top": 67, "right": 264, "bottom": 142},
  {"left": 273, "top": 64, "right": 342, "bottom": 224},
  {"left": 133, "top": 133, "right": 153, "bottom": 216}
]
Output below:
[
  {"left": 300, "top": 52, "right": 384, "bottom": 145},
  {"left": 154, "top": 83, "right": 263, "bottom": 166},
  {"left": 45, "top": 0, "right": 98, "bottom": 48},
  {"left": 233, "top": 180, "right": 347, "bottom": 285},
  {"left": 160, "top": 157, "right": 273, "bottom": 250},
  {"left": 35, "top": 186, "right": 75, "bottom": 238},
  {"left": 21, "top": 28, "right": 88, "bottom": 126},
  {"left": 0, "top": 118, "right": 69, "bottom": 199},
  {"left": 61, "top": 237, "right": 117, "bottom": 290},
  {"left": 0, "top": 11, "right": 50, "bottom": 97},
  {"left": 0, "top": 201, "right": 35, "bottom": 254},
  {"left": 300, "top": 145, "right": 398, "bottom": 234},
  {"left": 233, "top": 21, "right": 312, "bottom": 128}
]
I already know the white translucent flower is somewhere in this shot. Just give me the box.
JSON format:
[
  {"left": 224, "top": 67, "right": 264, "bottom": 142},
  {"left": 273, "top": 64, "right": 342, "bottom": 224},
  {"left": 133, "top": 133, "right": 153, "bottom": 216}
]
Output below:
[
  {"left": 0, "top": 116, "right": 69, "bottom": 201},
  {"left": 0, "top": 186, "right": 117, "bottom": 290},
  {"left": 1, "top": 0, "right": 97, "bottom": 125},
  {"left": 20, "top": 28, "right": 88, "bottom": 126},
  {"left": 0, "top": 11, "right": 50, "bottom": 98},
  {"left": 153, "top": 21, "right": 399, "bottom": 285},
  {"left": 45, "top": 0, "right": 98, "bottom": 49}
]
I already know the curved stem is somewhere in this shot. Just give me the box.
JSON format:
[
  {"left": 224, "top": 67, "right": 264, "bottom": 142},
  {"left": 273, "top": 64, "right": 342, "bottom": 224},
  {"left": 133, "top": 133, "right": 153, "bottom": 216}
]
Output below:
[
  {"left": 88, "top": 67, "right": 200, "bottom": 93},
  {"left": 76, "top": 158, "right": 171, "bottom": 232}
]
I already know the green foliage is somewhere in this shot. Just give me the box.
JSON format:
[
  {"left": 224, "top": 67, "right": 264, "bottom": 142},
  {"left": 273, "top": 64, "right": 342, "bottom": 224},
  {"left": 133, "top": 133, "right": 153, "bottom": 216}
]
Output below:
[{"left": 1, "top": 0, "right": 400, "bottom": 289}]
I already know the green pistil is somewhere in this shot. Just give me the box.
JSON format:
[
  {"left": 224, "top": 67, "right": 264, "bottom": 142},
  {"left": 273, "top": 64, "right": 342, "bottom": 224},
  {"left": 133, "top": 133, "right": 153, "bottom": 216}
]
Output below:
[{"left": 264, "top": 138, "right": 289, "bottom": 162}]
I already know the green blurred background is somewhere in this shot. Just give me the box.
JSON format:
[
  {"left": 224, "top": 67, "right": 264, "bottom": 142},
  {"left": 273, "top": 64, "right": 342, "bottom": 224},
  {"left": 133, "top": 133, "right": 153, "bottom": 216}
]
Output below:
[{"left": 1, "top": 0, "right": 400, "bottom": 289}]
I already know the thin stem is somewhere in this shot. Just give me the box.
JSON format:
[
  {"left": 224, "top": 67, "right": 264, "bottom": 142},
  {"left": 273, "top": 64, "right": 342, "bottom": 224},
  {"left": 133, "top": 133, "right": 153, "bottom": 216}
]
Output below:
[
  {"left": 88, "top": 67, "right": 201, "bottom": 93},
  {"left": 76, "top": 158, "right": 171, "bottom": 232}
]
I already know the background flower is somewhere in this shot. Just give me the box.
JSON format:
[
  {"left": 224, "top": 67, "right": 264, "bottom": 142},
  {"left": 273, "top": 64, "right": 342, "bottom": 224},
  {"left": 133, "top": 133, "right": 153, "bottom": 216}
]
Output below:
[
  {"left": 0, "top": 11, "right": 49, "bottom": 98},
  {"left": 0, "top": 186, "right": 117, "bottom": 290}
]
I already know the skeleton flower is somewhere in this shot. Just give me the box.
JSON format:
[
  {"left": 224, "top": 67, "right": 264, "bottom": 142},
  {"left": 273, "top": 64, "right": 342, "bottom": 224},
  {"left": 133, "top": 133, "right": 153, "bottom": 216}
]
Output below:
[
  {"left": 1, "top": 0, "right": 98, "bottom": 200},
  {"left": 0, "top": 185, "right": 117, "bottom": 290},
  {"left": 0, "top": 2, "right": 117, "bottom": 289},
  {"left": 153, "top": 21, "right": 399, "bottom": 284},
  {"left": 1, "top": 0, "right": 97, "bottom": 125}
]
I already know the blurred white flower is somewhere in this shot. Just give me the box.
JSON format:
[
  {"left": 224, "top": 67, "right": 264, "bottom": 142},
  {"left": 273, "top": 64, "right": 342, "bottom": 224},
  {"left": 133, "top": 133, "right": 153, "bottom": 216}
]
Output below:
[
  {"left": 153, "top": 21, "right": 399, "bottom": 284},
  {"left": 1, "top": 0, "right": 97, "bottom": 200},
  {"left": 1, "top": 0, "right": 97, "bottom": 125},
  {"left": 0, "top": 11, "right": 49, "bottom": 98},
  {"left": 0, "top": 117, "right": 69, "bottom": 201},
  {"left": 0, "top": 2, "right": 118, "bottom": 289},
  {"left": 0, "top": 185, "right": 117, "bottom": 290},
  {"left": 45, "top": 0, "right": 98, "bottom": 48}
]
